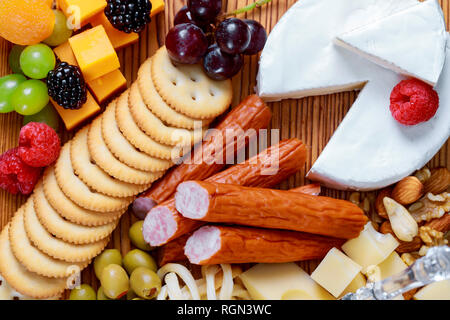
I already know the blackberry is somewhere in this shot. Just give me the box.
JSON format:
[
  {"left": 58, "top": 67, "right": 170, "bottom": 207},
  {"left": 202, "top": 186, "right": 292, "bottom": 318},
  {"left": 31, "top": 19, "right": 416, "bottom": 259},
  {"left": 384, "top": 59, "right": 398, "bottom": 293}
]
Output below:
[
  {"left": 47, "top": 62, "right": 87, "bottom": 110},
  {"left": 105, "top": 0, "right": 152, "bottom": 34}
]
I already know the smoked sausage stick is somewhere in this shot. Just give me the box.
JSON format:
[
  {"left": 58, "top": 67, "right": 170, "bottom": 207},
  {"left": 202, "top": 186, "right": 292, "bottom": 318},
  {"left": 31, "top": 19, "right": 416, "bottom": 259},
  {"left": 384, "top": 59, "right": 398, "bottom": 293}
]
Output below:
[
  {"left": 156, "top": 184, "right": 320, "bottom": 266},
  {"left": 143, "top": 139, "right": 307, "bottom": 247},
  {"left": 134, "top": 95, "right": 272, "bottom": 213},
  {"left": 175, "top": 181, "right": 367, "bottom": 239},
  {"left": 184, "top": 225, "right": 346, "bottom": 265}
]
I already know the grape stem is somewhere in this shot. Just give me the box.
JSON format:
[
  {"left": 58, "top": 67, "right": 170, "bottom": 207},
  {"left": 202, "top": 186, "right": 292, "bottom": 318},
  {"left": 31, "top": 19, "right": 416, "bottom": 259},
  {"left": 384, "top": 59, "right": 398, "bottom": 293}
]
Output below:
[{"left": 222, "top": 0, "right": 274, "bottom": 17}]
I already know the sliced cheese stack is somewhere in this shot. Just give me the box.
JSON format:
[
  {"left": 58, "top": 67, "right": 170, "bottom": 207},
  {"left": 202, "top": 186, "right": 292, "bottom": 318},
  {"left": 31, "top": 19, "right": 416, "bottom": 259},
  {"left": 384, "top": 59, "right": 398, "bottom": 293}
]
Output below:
[
  {"left": 257, "top": 0, "right": 450, "bottom": 190},
  {"left": 0, "top": 48, "right": 232, "bottom": 299}
]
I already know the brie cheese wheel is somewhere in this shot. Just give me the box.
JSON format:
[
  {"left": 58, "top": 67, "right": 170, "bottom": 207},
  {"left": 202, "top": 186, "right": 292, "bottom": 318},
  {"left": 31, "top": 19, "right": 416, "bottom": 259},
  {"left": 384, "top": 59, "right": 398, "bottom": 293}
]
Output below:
[
  {"left": 257, "top": 0, "right": 450, "bottom": 190},
  {"left": 256, "top": 0, "right": 418, "bottom": 101},
  {"left": 335, "top": 0, "right": 447, "bottom": 86},
  {"left": 308, "top": 40, "right": 450, "bottom": 190}
]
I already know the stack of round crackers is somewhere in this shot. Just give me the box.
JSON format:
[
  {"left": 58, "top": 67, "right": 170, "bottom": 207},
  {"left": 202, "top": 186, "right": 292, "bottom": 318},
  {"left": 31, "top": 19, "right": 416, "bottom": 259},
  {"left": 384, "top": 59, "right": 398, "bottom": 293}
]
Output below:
[{"left": 0, "top": 46, "right": 233, "bottom": 299}]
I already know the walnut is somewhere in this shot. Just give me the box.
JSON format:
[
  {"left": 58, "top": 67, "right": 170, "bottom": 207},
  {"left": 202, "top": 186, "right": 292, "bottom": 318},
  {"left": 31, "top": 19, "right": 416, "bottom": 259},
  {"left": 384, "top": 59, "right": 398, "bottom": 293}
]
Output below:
[
  {"left": 408, "top": 192, "right": 449, "bottom": 223},
  {"left": 419, "top": 226, "right": 448, "bottom": 247}
]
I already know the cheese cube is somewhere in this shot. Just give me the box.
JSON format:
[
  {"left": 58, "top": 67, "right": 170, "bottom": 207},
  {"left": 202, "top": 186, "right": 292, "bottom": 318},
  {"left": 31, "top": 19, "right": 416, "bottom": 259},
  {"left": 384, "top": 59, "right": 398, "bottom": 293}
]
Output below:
[
  {"left": 239, "top": 263, "right": 335, "bottom": 300},
  {"left": 68, "top": 25, "right": 120, "bottom": 82},
  {"left": 58, "top": 0, "right": 106, "bottom": 27},
  {"left": 377, "top": 252, "right": 407, "bottom": 280},
  {"left": 342, "top": 222, "right": 399, "bottom": 271},
  {"left": 338, "top": 272, "right": 366, "bottom": 298},
  {"left": 150, "top": 0, "right": 165, "bottom": 17},
  {"left": 87, "top": 69, "right": 127, "bottom": 104},
  {"left": 54, "top": 42, "right": 126, "bottom": 104},
  {"left": 310, "top": 248, "right": 362, "bottom": 297},
  {"left": 89, "top": 13, "right": 139, "bottom": 50},
  {"left": 414, "top": 280, "right": 450, "bottom": 300},
  {"left": 50, "top": 93, "right": 100, "bottom": 131},
  {"left": 54, "top": 41, "right": 77, "bottom": 65}
]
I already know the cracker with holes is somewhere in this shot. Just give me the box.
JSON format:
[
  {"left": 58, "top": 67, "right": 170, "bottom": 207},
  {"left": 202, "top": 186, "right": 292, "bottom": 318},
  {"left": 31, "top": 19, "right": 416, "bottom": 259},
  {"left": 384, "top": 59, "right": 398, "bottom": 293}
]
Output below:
[
  {"left": 0, "top": 223, "right": 67, "bottom": 299},
  {"left": 23, "top": 198, "right": 110, "bottom": 263},
  {"left": 88, "top": 117, "right": 164, "bottom": 185},
  {"left": 71, "top": 126, "right": 155, "bottom": 197},
  {"left": 125, "top": 85, "right": 204, "bottom": 146},
  {"left": 138, "top": 58, "right": 213, "bottom": 129},
  {"left": 42, "top": 167, "right": 123, "bottom": 227},
  {"left": 151, "top": 46, "right": 233, "bottom": 119},
  {"left": 102, "top": 100, "right": 172, "bottom": 172},
  {"left": 9, "top": 204, "right": 89, "bottom": 278}
]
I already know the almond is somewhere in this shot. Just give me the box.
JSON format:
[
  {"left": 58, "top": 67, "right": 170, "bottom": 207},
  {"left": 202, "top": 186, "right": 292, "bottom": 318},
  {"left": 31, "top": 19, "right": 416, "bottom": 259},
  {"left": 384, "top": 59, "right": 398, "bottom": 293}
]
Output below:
[
  {"left": 424, "top": 214, "right": 450, "bottom": 233},
  {"left": 392, "top": 176, "right": 424, "bottom": 205},
  {"left": 375, "top": 187, "right": 392, "bottom": 219},
  {"left": 424, "top": 167, "right": 450, "bottom": 195},
  {"left": 379, "top": 221, "right": 422, "bottom": 253}
]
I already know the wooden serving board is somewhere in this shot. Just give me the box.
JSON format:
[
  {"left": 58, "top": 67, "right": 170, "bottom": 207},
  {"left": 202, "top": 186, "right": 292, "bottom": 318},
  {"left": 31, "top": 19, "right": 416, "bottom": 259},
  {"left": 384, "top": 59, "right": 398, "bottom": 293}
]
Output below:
[{"left": 0, "top": 0, "right": 448, "bottom": 298}]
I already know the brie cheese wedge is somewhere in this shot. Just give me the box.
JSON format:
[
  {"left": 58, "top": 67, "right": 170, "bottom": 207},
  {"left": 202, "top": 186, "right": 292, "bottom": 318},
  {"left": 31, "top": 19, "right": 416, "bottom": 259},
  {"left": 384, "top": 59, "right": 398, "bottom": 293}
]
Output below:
[
  {"left": 307, "top": 38, "right": 450, "bottom": 190},
  {"left": 256, "top": 0, "right": 418, "bottom": 101},
  {"left": 256, "top": 0, "right": 449, "bottom": 190},
  {"left": 335, "top": 0, "right": 447, "bottom": 86}
]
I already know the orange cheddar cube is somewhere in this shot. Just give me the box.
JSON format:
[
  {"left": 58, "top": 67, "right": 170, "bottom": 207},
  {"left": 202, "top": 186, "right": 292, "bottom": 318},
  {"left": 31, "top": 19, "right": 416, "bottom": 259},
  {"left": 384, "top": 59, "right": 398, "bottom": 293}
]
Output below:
[
  {"left": 68, "top": 25, "right": 120, "bottom": 82},
  {"left": 151, "top": 0, "right": 165, "bottom": 17},
  {"left": 54, "top": 41, "right": 126, "bottom": 104},
  {"left": 58, "top": 0, "right": 107, "bottom": 28},
  {"left": 54, "top": 41, "right": 77, "bottom": 65},
  {"left": 87, "top": 69, "right": 127, "bottom": 104},
  {"left": 51, "top": 92, "right": 100, "bottom": 131},
  {"left": 89, "top": 13, "right": 139, "bottom": 50}
]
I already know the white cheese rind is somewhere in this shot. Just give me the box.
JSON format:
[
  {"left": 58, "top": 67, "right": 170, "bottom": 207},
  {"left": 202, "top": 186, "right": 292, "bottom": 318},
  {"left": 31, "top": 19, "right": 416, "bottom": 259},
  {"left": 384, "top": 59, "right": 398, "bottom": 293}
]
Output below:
[
  {"left": 307, "top": 40, "right": 450, "bottom": 190},
  {"left": 256, "top": 0, "right": 418, "bottom": 101},
  {"left": 335, "top": 0, "right": 447, "bottom": 86}
]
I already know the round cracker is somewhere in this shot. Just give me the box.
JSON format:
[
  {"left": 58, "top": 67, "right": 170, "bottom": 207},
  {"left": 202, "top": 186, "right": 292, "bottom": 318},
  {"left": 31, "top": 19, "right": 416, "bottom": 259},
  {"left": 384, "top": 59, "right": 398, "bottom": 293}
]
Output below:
[
  {"left": 23, "top": 198, "right": 110, "bottom": 263},
  {"left": 34, "top": 183, "right": 117, "bottom": 245},
  {"left": 102, "top": 100, "right": 172, "bottom": 172},
  {"left": 55, "top": 141, "right": 135, "bottom": 212},
  {"left": 138, "top": 58, "right": 213, "bottom": 129},
  {"left": 127, "top": 83, "right": 202, "bottom": 147},
  {"left": 9, "top": 205, "right": 89, "bottom": 278},
  {"left": 71, "top": 126, "right": 154, "bottom": 197},
  {"left": 88, "top": 116, "right": 164, "bottom": 185},
  {"left": 151, "top": 46, "right": 233, "bottom": 119},
  {"left": 0, "top": 223, "right": 66, "bottom": 299},
  {"left": 42, "top": 166, "right": 123, "bottom": 227}
]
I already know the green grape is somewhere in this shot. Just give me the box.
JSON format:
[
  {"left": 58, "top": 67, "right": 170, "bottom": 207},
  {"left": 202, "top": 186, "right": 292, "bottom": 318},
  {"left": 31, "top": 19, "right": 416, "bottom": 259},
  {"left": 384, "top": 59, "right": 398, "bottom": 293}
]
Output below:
[
  {"left": 8, "top": 45, "right": 26, "bottom": 74},
  {"left": 23, "top": 103, "right": 60, "bottom": 131},
  {"left": 0, "top": 74, "right": 27, "bottom": 113},
  {"left": 11, "top": 80, "right": 49, "bottom": 116},
  {"left": 43, "top": 10, "right": 73, "bottom": 47},
  {"left": 20, "top": 44, "right": 56, "bottom": 79}
]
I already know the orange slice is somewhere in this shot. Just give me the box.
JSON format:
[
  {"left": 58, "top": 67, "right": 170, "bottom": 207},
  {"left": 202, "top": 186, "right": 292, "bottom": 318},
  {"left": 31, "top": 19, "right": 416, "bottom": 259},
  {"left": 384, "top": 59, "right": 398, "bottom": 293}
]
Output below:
[{"left": 0, "top": 0, "right": 55, "bottom": 45}]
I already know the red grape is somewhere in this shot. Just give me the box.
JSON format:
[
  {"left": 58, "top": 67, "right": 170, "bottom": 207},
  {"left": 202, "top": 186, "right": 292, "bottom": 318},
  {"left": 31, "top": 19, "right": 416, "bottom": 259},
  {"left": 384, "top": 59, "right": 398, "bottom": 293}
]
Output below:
[
  {"left": 243, "top": 19, "right": 267, "bottom": 55},
  {"left": 165, "top": 23, "right": 208, "bottom": 64},
  {"left": 174, "top": 6, "right": 197, "bottom": 25},
  {"left": 187, "top": 0, "right": 222, "bottom": 24},
  {"left": 202, "top": 44, "right": 243, "bottom": 80},
  {"left": 215, "top": 18, "right": 251, "bottom": 55}
]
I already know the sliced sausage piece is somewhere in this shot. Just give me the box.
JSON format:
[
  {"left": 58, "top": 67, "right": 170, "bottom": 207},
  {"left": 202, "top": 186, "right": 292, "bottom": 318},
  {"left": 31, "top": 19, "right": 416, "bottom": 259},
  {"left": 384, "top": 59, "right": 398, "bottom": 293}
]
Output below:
[
  {"left": 184, "top": 225, "right": 345, "bottom": 265},
  {"left": 175, "top": 181, "right": 367, "bottom": 239},
  {"left": 136, "top": 95, "right": 272, "bottom": 212},
  {"left": 143, "top": 139, "right": 307, "bottom": 246},
  {"left": 156, "top": 184, "right": 319, "bottom": 265}
]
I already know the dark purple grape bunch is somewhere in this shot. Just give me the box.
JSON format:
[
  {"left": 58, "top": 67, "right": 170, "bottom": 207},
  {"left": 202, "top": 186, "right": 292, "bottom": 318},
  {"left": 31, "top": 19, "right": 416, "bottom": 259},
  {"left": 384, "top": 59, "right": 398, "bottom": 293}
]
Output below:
[{"left": 165, "top": 0, "right": 267, "bottom": 81}]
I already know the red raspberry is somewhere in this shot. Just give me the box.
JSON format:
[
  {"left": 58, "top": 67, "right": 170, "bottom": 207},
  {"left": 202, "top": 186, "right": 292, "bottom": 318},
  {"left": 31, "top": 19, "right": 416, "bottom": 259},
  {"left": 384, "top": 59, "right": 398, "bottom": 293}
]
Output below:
[
  {"left": 0, "top": 148, "right": 42, "bottom": 195},
  {"left": 390, "top": 79, "right": 439, "bottom": 126},
  {"left": 18, "top": 122, "right": 61, "bottom": 167}
]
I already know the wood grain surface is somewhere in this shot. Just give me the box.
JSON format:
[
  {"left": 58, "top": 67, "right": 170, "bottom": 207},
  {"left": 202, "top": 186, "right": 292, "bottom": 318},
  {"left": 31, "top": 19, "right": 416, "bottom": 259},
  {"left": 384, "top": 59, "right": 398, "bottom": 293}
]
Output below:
[{"left": 0, "top": 0, "right": 448, "bottom": 298}]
